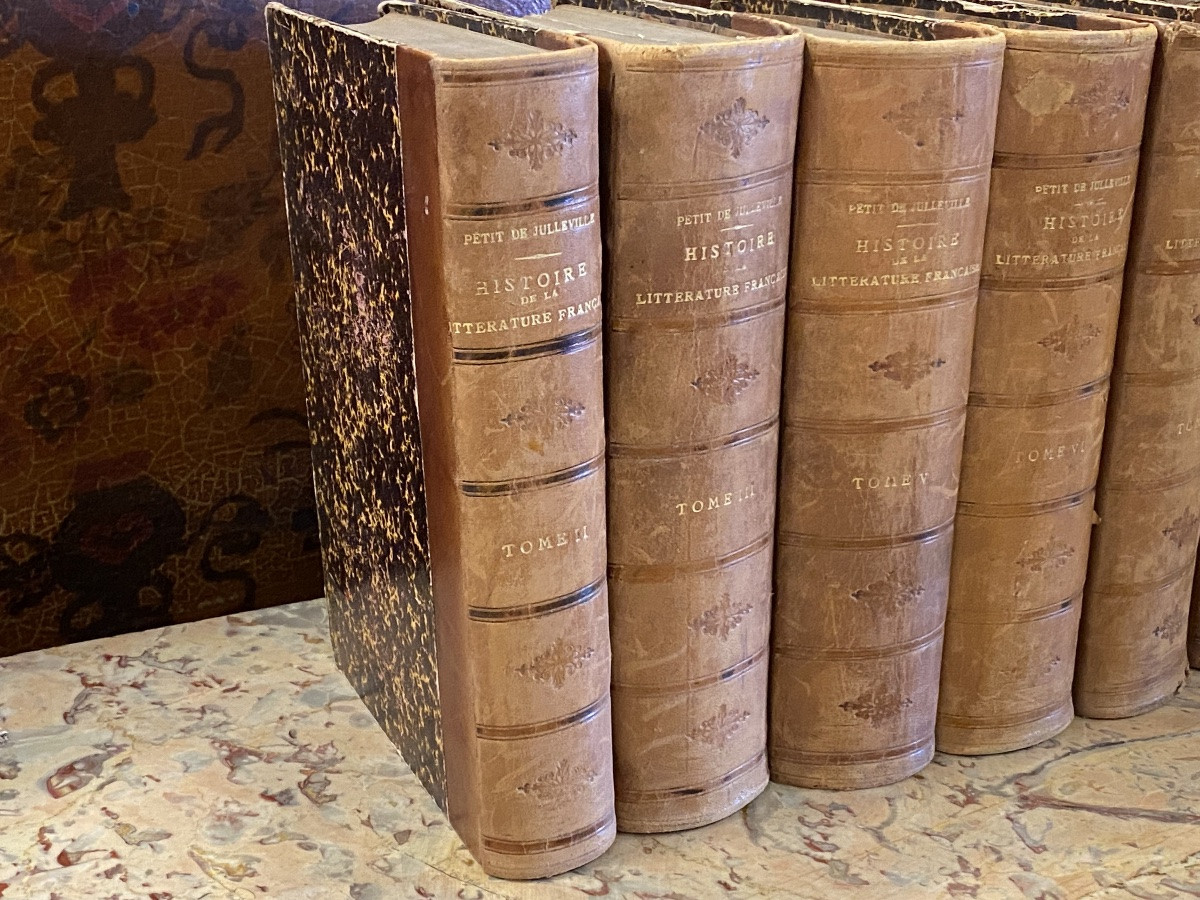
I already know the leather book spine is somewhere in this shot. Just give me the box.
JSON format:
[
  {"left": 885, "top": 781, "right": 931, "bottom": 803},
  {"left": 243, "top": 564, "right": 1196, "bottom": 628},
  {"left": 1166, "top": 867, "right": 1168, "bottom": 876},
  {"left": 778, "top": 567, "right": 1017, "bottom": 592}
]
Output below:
[
  {"left": 398, "top": 34, "right": 615, "bottom": 879},
  {"left": 269, "top": 4, "right": 615, "bottom": 879},
  {"left": 1072, "top": 19, "right": 1200, "bottom": 717},
  {"left": 727, "top": 0, "right": 1003, "bottom": 790},
  {"left": 571, "top": 3, "right": 804, "bottom": 832},
  {"left": 934, "top": 22, "right": 1157, "bottom": 754}
]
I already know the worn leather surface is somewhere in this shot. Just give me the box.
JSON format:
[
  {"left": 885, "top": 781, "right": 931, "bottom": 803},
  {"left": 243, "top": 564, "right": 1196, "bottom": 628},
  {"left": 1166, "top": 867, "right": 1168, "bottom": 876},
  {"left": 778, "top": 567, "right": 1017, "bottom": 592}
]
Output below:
[
  {"left": 1035, "top": 1, "right": 1200, "bottom": 714},
  {"left": 397, "top": 5, "right": 614, "bottom": 876},
  {"left": 270, "top": 2, "right": 614, "bottom": 878},
  {"left": 518, "top": 0, "right": 805, "bottom": 832},
  {"left": 0, "top": 0, "right": 388, "bottom": 656},
  {"left": 846, "top": 1, "right": 1160, "bottom": 755},
  {"left": 717, "top": 0, "right": 1004, "bottom": 790}
]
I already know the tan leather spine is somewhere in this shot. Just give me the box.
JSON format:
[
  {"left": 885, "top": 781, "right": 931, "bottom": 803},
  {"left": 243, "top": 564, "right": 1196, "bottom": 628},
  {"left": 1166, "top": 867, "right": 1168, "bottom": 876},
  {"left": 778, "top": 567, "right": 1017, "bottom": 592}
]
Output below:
[
  {"left": 868, "top": 7, "right": 1156, "bottom": 754},
  {"left": 404, "top": 30, "right": 615, "bottom": 880},
  {"left": 720, "top": 0, "right": 1004, "bottom": 789},
  {"left": 522, "top": 0, "right": 805, "bottom": 832},
  {"left": 270, "top": 4, "right": 615, "bottom": 878},
  {"left": 1034, "top": 1, "right": 1200, "bottom": 716}
]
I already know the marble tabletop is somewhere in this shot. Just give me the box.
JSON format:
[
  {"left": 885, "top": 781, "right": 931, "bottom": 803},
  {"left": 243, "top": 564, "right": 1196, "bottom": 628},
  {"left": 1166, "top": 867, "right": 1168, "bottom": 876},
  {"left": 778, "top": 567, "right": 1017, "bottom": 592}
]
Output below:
[{"left": 1, "top": 599, "right": 1198, "bottom": 899}]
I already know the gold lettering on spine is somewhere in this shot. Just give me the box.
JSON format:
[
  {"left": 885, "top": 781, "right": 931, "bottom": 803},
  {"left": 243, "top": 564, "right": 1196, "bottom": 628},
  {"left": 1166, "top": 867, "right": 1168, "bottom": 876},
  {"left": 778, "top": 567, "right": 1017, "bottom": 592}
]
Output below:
[
  {"left": 635, "top": 285, "right": 740, "bottom": 305},
  {"left": 675, "top": 195, "right": 784, "bottom": 228},
  {"left": 1036, "top": 175, "right": 1131, "bottom": 196},
  {"left": 848, "top": 197, "right": 971, "bottom": 215},
  {"left": 993, "top": 247, "right": 1124, "bottom": 267},
  {"left": 854, "top": 232, "right": 960, "bottom": 255},
  {"left": 674, "top": 484, "right": 757, "bottom": 517},
  {"left": 640, "top": 186, "right": 787, "bottom": 301},
  {"left": 1013, "top": 442, "right": 1089, "bottom": 465},
  {"left": 500, "top": 524, "right": 589, "bottom": 559},
  {"left": 991, "top": 162, "right": 1137, "bottom": 271},
  {"left": 452, "top": 254, "right": 599, "bottom": 335},
  {"left": 464, "top": 230, "right": 504, "bottom": 245},
  {"left": 808, "top": 191, "right": 980, "bottom": 289},
  {"left": 451, "top": 311, "right": 554, "bottom": 336},
  {"left": 684, "top": 231, "right": 776, "bottom": 263},
  {"left": 1165, "top": 237, "right": 1200, "bottom": 252},
  {"left": 473, "top": 262, "right": 589, "bottom": 297},
  {"left": 1042, "top": 209, "right": 1126, "bottom": 231},
  {"left": 531, "top": 211, "right": 596, "bottom": 237},
  {"left": 558, "top": 297, "right": 600, "bottom": 322},
  {"left": 850, "top": 473, "right": 928, "bottom": 490}
]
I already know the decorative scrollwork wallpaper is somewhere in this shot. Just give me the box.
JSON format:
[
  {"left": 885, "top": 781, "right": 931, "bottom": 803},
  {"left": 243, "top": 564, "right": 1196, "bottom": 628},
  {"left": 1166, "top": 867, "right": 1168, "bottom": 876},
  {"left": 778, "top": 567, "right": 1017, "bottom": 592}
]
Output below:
[
  {"left": 0, "top": 0, "right": 391, "bottom": 655},
  {"left": 0, "top": 0, "right": 554, "bottom": 656}
]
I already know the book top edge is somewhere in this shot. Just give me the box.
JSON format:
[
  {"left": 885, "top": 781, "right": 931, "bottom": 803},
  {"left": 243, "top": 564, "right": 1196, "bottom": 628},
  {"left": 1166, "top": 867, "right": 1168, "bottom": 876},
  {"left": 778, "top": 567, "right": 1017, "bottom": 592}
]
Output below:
[
  {"left": 859, "top": 0, "right": 1162, "bottom": 41},
  {"left": 266, "top": 1, "right": 600, "bottom": 61},
  {"left": 711, "top": 0, "right": 1011, "bottom": 46}
]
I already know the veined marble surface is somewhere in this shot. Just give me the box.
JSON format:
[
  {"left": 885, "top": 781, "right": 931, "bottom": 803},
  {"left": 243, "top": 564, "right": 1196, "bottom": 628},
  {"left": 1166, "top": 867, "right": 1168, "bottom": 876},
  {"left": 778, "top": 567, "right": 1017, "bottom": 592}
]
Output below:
[{"left": 1, "top": 600, "right": 1198, "bottom": 899}]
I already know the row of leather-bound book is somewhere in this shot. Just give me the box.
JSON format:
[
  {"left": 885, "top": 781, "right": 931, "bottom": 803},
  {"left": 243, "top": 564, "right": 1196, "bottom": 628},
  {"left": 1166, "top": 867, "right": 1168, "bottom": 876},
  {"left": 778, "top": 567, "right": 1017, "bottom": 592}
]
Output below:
[{"left": 265, "top": 0, "right": 1200, "bottom": 879}]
